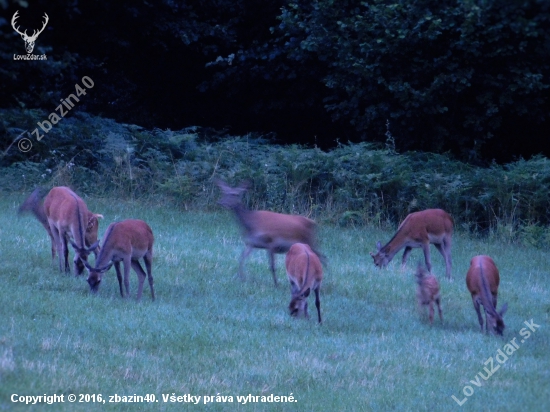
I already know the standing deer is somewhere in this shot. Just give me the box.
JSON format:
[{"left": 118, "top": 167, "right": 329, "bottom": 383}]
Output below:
[
  {"left": 285, "top": 243, "right": 323, "bottom": 323},
  {"left": 370, "top": 209, "right": 453, "bottom": 279},
  {"left": 466, "top": 255, "right": 508, "bottom": 335},
  {"left": 415, "top": 264, "right": 442, "bottom": 324},
  {"left": 216, "top": 180, "right": 323, "bottom": 286},
  {"left": 83, "top": 219, "right": 155, "bottom": 301},
  {"left": 18, "top": 187, "right": 102, "bottom": 274}
]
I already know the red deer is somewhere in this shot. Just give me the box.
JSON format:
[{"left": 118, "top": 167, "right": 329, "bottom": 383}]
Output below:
[
  {"left": 83, "top": 219, "right": 154, "bottom": 301},
  {"left": 285, "top": 243, "right": 323, "bottom": 323},
  {"left": 216, "top": 180, "right": 323, "bottom": 286},
  {"left": 370, "top": 208, "right": 453, "bottom": 279},
  {"left": 466, "top": 255, "right": 508, "bottom": 335},
  {"left": 415, "top": 264, "right": 442, "bottom": 324},
  {"left": 18, "top": 187, "right": 102, "bottom": 274}
]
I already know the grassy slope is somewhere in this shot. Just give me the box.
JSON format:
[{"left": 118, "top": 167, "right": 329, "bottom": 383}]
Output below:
[{"left": 0, "top": 194, "right": 548, "bottom": 411}]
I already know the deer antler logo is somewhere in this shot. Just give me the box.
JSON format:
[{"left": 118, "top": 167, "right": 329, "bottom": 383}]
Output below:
[{"left": 11, "top": 10, "right": 49, "bottom": 54}]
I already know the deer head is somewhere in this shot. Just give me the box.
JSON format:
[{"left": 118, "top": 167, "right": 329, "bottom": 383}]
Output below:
[{"left": 11, "top": 11, "right": 49, "bottom": 54}]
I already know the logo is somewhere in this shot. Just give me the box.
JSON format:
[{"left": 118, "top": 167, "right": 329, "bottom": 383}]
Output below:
[{"left": 11, "top": 10, "right": 48, "bottom": 60}]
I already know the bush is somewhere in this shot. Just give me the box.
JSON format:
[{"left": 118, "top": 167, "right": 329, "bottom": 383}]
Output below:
[{"left": 2, "top": 108, "right": 550, "bottom": 247}]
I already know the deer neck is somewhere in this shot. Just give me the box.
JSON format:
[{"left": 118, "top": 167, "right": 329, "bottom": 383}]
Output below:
[
  {"left": 231, "top": 202, "right": 256, "bottom": 233},
  {"left": 381, "top": 237, "right": 400, "bottom": 261},
  {"left": 95, "top": 223, "right": 117, "bottom": 269}
]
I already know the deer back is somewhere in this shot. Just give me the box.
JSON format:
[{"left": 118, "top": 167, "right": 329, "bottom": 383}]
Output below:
[
  {"left": 43, "top": 187, "right": 89, "bottom": 248},
  {"left": 466, "top": 255, "right": 507, "bottom": 333},
  {"left": 372, "top": 208, "right": 453, "bottom": 265},
  {"left": 466, "top": 255, "right": 499, "bottom": 306},
  {"left": 286, "top": 243, "right": 323, "bottom": 296}
]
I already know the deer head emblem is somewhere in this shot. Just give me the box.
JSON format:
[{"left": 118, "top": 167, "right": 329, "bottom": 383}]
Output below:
[{"left": 11, "top": 10, "right": 49, "bottom": 54}]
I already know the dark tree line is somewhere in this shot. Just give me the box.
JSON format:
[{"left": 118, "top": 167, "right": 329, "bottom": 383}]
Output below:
[{"left": 1, "top": 0, "right": 549, "bottom": 163}]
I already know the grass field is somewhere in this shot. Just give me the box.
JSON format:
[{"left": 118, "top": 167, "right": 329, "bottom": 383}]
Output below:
[{"left": 0, "top": 193, "right": 548, "bottom": 411}]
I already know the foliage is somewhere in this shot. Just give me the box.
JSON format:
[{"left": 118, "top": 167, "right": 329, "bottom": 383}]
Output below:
[
  {"left": 2, "top": 109, "right": 550, "bottom": 247},
  {"left": 1, "top": 1, "right": 548, "bottom": 160},
  {"left": 261, "top": 0, "right": 550, "bottom": 157}
]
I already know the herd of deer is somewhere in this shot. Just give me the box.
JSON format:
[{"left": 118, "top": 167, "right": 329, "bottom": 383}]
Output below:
[{"left": 18, "top": 181, "right": 508, "bottom": 335}]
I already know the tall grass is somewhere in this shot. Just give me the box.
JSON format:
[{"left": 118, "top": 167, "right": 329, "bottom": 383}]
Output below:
[{"left": 0, "top": 194, "right": 548, "bottom": 411}]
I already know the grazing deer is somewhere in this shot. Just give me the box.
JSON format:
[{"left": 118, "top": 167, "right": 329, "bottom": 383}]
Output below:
[
  {"left": 83, "top": 219, "right": 154, "bottom": 301},
  {"left": 370, "top": 208, "right": 453, "bottom": 279},
  {"left": 415, "top": 264, "right": 442, "bottom": 324},
  {"left": 18, "top": 187, "right": 103, "bottom": 274},
  {"left": 466, "top": 255, "right": 508, "bottom": 335},
  {"left": 285, "top": 243, "right": 323, "bottom": 323},
  {"left": 216, "top": 180, "right": 323, "bottom": 286}
]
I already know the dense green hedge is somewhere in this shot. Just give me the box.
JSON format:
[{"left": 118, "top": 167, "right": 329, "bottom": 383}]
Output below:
[{"left": 2, "top": 108, "right": 550, "bottom": 247}]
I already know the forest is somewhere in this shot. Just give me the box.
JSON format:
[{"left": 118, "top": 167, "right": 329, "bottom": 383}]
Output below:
[
  {"left": 1, "top": 0, "right": 549, "bottom": 163},
  {"left": 1, "top": 0, "right": 550, "bottom": 242}
]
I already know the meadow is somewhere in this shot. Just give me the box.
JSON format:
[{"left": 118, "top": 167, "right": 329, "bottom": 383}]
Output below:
[{"left": 0, "top": 193, "right": 548, "bottom": 411}]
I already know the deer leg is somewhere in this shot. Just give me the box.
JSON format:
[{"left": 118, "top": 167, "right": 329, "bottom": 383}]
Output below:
[
  {"left": 436, "top": 297, "right": 443, "bottom": 322},
  {"left": 304, "top": 300, "right": 309, "bottom": 319},
  {"left": 421, "top": 243, "right": 432, "bottom": 274},
  {"left": 238, "top": 245, "right": 254, "bottom": 280},
  {"left": 48, "top": 231, "right": 56, "bottom": 260},
  {"left": 50, "top": 224, "right": 63, "bottom": 272},
  {"left": 314, "top": 287, "right": 322, "bottom": 324},
  {"left": 114, "top": 261, "right": 124, "bottom": 297},
  {"left": 131, "top": 260, "right": 147, "bottom": 301},
  {"left": 429, "top": 301, "right": 434, "bottom": 324},
  {"left": 443, "top": 237, "right": 452, "bottom": 279},
  {"left": 435, "top": 240, "right": 452, "bottom": 279},
  {"left": 62, "top": 234, "right": 70, "bottom": 273},
  {"left": 473, "top": 299, "right": 484, "bottom": 332},
  {"left": 267, "top": 249, "right": 278, "bottom": 286},
  {"left": 144, "top": 252, "right": 154, "bottom": 301},
  {"left": 401, "top": 246, "right": 413, "bottom": 270},
  {"left": 123, "top": 257, "right": 132, "bottom": 298}
]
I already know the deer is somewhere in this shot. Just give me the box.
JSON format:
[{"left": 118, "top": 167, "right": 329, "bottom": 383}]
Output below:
[
  {"left": 285, "top": 243, "right": 323, "bottom": 323},
  {"left": 83, "top": 219, "right": 155, "bottom": 301},
  {"left": 370, "top": 208, "right": 453, "bottom": 279},
  {"left": 466, "top": 255, "right": 508, "bottom": 335},
  {"left": 18, "top": 187, "right": 103, "bottom": 274},
  {"left": 216, "top": 179, "right": 323, "bottom": 286},
  {"left": 11, "top": 10, "right": 49, "bottom": 54},
  {"left": 415, "top": 264, "right": 442, "bottom": 324}
]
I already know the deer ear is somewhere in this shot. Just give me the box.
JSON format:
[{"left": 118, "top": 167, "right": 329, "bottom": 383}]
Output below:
[
  {"left": 376, "top": 241, "right": 382, "bottom": 251},
  {"left": 301, "top": 288, "right": 311, "bottom": 298},
  {"left": 499, "top": 303, "right": 508, "bottom": 316}
]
